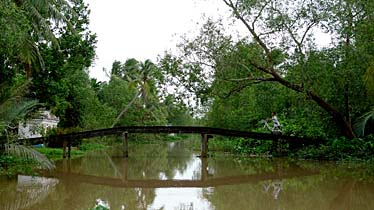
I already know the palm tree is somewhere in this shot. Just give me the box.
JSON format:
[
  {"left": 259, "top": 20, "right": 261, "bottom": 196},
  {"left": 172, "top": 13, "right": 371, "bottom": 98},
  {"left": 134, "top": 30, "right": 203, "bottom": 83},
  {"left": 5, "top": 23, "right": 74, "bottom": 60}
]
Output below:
[
  {"left": 111, "top": 59, "right": 164, "bottom": 127},
  {"left": 12, "top": 0, "right": 73, "bottom": 80}
]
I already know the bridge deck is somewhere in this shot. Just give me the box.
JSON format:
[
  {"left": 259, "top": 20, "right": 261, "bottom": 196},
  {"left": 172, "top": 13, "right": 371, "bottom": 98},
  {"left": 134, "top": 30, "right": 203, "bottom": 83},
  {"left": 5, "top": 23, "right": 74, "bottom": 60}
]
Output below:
[{"left": 21, "top": 126, "right": 321, "bottom": 145}]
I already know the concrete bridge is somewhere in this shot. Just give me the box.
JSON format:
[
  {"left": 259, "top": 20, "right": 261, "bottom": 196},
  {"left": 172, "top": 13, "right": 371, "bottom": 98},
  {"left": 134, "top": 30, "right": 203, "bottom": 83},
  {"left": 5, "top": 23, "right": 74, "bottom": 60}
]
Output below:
[{"left": 21, "top": 126, "right": 322, "bottom": 158}]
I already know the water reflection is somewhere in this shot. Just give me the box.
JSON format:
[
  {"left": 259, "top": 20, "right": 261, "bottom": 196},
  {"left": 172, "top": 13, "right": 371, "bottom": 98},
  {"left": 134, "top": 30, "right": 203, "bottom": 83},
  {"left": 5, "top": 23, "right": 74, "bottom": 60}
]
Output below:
[
  {"left": 0, "top": 175, "right": 58, "bottom": 210},
  {"left": 1, "top": 138, "right": 374, "bottom": 210}
]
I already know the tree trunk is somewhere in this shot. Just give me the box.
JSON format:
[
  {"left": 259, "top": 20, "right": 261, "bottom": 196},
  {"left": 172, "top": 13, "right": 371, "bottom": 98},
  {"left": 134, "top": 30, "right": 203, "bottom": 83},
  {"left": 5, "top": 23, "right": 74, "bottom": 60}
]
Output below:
[
  {"left": 273, "top": 73, "right": 356, "bottom": 139},
  {"left": 25, "top": 62, "right": 31, "bottom": 80},
  {"left": 222, "top": 0, "right": 357, "bottom": 139},
  {"left": 307, "top": 91, "right": 356, "bottom": 139},
  {"left": 111, "top": 91, "right": 141, "bottom": 128}
]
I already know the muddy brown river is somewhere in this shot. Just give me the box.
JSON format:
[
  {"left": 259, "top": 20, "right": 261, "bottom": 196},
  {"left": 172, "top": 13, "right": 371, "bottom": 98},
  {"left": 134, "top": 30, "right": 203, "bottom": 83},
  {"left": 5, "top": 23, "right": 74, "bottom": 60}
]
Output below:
[{"left": 1, "top": 138, "right": 374, "bottom": 210}]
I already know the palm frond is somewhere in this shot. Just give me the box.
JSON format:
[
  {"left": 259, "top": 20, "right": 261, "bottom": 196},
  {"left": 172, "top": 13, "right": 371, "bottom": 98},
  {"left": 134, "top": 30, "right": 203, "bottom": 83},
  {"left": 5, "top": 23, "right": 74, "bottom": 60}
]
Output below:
[
  {"left": 0, "top": 99, "right": 39, "bottom": 125},
  {"left": 0, "top": 80, "right": 39, "bottom": 124},
  {"left": 5, "top": 143, "right": 55, "bottom": 170},
  {"left": 23, "top": 1, "right": 56, "bottom": 41},
  {"left": 354, "top": 109, "right": 374, "bottom": 136}
]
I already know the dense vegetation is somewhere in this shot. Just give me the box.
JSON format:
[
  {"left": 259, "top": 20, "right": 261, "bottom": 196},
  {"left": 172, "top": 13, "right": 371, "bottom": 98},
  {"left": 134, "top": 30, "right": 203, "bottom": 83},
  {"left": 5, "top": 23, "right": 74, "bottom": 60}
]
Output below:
[
  {"left": 160, "top": 0, "right": 373, "bottom": 158},
  {"left": 0, "top": 0, "right": 373, "bottom": 176},
  {"left": 0, "top": 0, "right": 193, "bottom": 176}
]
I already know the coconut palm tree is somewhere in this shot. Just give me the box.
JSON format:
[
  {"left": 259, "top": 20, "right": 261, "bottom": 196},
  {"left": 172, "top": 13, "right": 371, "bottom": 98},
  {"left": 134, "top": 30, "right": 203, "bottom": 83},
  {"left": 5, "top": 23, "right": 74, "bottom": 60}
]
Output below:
[
  {"left": 11, "top": 0, "right": 73, "bottom": 80},
  {"left": 111, "top": 59, "right": 164, "bottom": 127}
]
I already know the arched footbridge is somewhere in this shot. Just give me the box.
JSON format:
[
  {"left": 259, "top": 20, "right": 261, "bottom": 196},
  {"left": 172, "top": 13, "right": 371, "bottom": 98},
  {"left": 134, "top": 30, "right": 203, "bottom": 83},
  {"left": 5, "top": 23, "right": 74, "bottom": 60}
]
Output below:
[{"left": 21, "top": 126, "right": 322, "bottom": 158}]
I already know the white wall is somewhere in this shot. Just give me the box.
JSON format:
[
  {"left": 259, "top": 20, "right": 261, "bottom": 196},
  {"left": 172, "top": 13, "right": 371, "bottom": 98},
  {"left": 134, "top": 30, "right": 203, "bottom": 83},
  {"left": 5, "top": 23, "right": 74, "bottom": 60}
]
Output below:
[{"left": 18, "top": 111, "right": 59, "bottom": 139}]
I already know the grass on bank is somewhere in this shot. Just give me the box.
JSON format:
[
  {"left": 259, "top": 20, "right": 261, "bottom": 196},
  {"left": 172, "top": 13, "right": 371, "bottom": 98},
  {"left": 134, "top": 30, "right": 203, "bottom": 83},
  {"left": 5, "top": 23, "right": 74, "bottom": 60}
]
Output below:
[
  {"left": 35, "top": 142, "right": 107, "bottom": 161},
  {"left": 0, "top": 155, "right": 39, "bottom": 178},
  {"left": 0, "top": 142, "right": 107, "bottom": 178}
]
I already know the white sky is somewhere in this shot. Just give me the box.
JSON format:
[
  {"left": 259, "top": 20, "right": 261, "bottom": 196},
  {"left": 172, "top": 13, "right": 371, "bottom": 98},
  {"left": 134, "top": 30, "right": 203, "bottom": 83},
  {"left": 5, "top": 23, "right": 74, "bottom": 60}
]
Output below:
[
  {"left": 84, "top": 0, "right": 331, "bottom": 82},
  {"left": 84, "top": 0, "right": 228, "bottom": 81}
]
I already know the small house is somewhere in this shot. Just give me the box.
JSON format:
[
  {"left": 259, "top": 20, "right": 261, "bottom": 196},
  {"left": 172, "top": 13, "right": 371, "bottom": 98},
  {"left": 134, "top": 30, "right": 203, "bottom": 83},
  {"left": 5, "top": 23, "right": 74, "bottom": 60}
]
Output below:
[{"left": 18, "top": 110, "right": 59, "bottom": 139}]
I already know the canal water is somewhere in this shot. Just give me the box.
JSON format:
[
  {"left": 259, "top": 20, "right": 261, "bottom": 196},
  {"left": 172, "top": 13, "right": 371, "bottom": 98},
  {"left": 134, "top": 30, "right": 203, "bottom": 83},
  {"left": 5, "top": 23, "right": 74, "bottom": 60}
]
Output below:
[{"left": 1, "top": 138, "right": 374, "bottom": 210}]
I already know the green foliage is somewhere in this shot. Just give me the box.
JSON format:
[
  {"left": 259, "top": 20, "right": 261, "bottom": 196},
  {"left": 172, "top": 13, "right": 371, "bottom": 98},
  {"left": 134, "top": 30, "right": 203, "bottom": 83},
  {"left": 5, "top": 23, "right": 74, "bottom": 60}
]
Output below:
[
  {"left": 79, "top": 143, "right": 106, "bottom": 151},
  {"left": 163, "top": 95, "right": 194, "bottom": 126},
  {"left": 0, "top": 0, "right": 30, "bottom": 72},
  {"left": 206, "top": 137, "right": 274, "bottom": 156},
  {"left": 5, "top": 144, "right": 55, "bottom": 170},
  {"left": 163, "top": 134, "right": 189, "bottom": 142},
  {"left": 35, "top": 147, "right": 83, "bottom": 160},
  {"left": 35, "top": 142, "right": 106, "bottom": 161},
  {"left": 160, "top": 0, "right": 374, "bottom": 140},
  {"left": 101, "top": 58, "right": 170, "bottom": 128},
  {"left": 354, "top": 108, "right": 374, "bottom": 136},
  {"left": 293, "top": 135, "right": 374, "bottom": 160},
  {"left": 0, "top": 155, "right": 38, "bottom": 178},
  {"left": 234, "top": 138, "right": 274, "bottom": 155},
  {"left": 28, "top": 0, "right": 106, "bottom": 131},
  {"left": 0, "top": 77, "right": 39, "bottom": 136},
  {"left": 90, "top": 205, "right": 109, "bottom": 210}
]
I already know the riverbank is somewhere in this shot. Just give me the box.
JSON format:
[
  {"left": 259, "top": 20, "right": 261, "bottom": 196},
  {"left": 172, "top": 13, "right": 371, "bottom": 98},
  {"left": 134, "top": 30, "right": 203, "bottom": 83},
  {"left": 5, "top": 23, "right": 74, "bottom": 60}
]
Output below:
[
  {"left": 0, "top": 134, "right": 191, "bottom": 178},
  {"left": 205, "top": 134, "right": 374, "bottom": 161},
  {"left": 0, "top": 142, "right": 107, "bottom": 178}
]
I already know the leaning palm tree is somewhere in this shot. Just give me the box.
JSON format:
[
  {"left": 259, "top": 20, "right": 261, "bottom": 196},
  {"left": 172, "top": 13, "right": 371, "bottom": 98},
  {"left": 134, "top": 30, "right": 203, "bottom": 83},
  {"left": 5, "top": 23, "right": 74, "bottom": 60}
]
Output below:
[
  {"left": 12, "top": 0, "right": 73, "bottom": 80},
  {"left": 111, "top": 59, "right": 164, "bottom": 127}
]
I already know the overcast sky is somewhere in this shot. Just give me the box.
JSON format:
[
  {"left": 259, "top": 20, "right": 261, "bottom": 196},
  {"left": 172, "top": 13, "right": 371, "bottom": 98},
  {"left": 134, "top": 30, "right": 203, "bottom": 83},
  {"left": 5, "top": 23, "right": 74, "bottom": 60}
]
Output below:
[
  {"left": 83, "top": 0, "right": 331, "bottom": 82},
  {"left": 84, "top": 0, "right": 228, "bottom": 81}
]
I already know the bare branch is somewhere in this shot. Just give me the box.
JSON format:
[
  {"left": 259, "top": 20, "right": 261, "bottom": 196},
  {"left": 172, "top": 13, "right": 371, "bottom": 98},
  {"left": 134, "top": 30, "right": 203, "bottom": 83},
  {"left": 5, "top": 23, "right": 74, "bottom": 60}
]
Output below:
[
  {"left": 252, "top": 1, "right": 270, "bottom": 29},
  {"left": 300, "top": 22, "right": 316, "bottom": 45},
  {"left": 222, "top": 0, "right": 272, "bottom": 58},
  {"left": 214, "top": 83, "right": 249, "bottom": 99},
  {"left": 259, "top": 30, "right": 279, "bottom": 38},
  {"left": 247, "top": 60, "right": 272, "bottom": 74}
]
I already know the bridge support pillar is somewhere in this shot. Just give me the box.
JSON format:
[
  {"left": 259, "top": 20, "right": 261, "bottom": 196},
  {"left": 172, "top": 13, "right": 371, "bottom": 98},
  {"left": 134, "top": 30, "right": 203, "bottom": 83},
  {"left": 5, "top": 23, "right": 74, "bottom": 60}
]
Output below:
[
  {"left": 201, "top": 157, "right": 208, "bottom": 181},
  {"left": 122, "top": 131, "right": 129, "bottom": 158},
  {"left": 63, "top": 140, "right": 72, "bottom": 158},
  {"left": 63, "top": 140, "right": 67, "bottom": 158},
  {"left": 68, "top": 140, "right": 71, "bottom": 158},
  {"left": 201, "top": 134, "right": 212, "bottom": 158}
]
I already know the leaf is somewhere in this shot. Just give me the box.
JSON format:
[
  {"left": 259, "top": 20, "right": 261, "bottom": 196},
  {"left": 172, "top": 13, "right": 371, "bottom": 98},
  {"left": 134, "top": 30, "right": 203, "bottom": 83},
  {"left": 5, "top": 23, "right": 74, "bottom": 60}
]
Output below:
[
  {"left": 354, "top": 109, "right": 374, "bottom": 136},
  {"left": 5, "top": 143, "right": 55, "bottom": 171}
]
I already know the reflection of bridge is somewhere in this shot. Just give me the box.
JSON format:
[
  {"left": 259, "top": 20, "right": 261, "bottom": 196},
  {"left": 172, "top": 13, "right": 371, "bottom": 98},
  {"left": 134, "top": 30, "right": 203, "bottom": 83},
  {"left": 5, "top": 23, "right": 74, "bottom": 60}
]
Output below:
[
  {"left": 22, "top": 126, "right": 321, "bottom": 158},
  {"left": 48, "top": 158, "right": 317, "bottom": 188}
]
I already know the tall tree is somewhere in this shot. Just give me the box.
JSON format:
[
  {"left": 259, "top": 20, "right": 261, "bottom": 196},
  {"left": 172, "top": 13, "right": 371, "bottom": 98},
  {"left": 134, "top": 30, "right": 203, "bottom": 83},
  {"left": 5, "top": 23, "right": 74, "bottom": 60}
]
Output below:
[
  {"left": 162, "top": 0, "right": 374, "bottom": 138},
  {"left": 218, "top": 0, "right": 362, "bottom": 138},
  {"left": 30, "top": 0, "right": 99, "bottom": 129},
  {"left": 111, "top": 59, "right": 165, "bottom": 127},
  {"left": 11, "top": 0, "right": 73, "bottom": 80},
  {"left": 0, "top": 0, "right": 30, "bottom": 83}
]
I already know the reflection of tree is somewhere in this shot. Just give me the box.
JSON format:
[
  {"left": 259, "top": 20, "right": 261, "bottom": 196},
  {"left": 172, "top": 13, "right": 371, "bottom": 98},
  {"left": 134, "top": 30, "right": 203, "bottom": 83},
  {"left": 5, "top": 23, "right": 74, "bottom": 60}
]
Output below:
[
  {"left": 203, "top": 158, "right": 374, "bottom": 210},
  {"left": 174, "top": 202, "right": 194, "bottom": 210},
  {"left": 262, "top": 180, "right": 283, "bottom": 200},
  {"left": 0, "top": 175, "right": 58, "bottom": 210},
  {"left": 3, "top": 144, "right": 374, "bottom": 209},
  {"left": 329, "top": 181, "right": 356, "bottom": 210},
  {"left": 26, "top": 137, "right": 198, "bottom": 209},
  {"left": 135, "top": 188, "right": 155, "bottom": 210}
]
